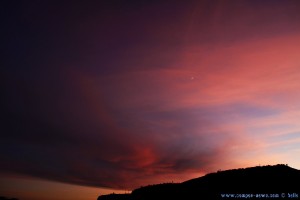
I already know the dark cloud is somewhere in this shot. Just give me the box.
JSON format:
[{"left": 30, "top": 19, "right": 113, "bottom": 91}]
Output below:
[
  {"left": 1, "top": 66, "right": 232, "bottom": 189},
  {"left": 2, "top": 0, "right": 300, "bottom": 191}
]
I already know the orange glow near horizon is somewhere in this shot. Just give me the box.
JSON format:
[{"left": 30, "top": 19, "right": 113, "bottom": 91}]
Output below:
[{"left": 0, "top": 175, "right": 126, "bottom": 200}]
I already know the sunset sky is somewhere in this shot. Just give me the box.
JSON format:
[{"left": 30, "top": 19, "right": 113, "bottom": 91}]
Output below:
[{"left": 2, "top": 1, "right": 300, "bottom": 200}]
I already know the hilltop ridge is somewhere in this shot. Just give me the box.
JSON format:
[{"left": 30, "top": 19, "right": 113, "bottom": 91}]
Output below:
[{"left": 98, "top": 164, "right": 300, "bottom": 200}]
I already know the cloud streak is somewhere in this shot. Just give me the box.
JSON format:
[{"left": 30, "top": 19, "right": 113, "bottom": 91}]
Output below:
[{"left": 2, "top": 0, "right": 300, "bottom": 192}]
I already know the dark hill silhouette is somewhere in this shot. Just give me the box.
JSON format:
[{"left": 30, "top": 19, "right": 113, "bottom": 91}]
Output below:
[
  {"left": 98, "top": 164, "right": 300, "bottom": 200},
  {"left": 0, "top": 197, "right": 19, "bottom": 200}
]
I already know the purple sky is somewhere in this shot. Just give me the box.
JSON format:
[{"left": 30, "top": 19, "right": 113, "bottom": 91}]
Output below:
[{"left": 1, "top": 1, "right": 300, "bottom": 200}]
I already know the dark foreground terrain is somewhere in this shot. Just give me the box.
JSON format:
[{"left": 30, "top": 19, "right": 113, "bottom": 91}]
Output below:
[
  {"left": 0, "top": 197, "right": 18, "bottom": 200},
  {"left": 98, "top": 164, "right": 300, "bottom": 200}
]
